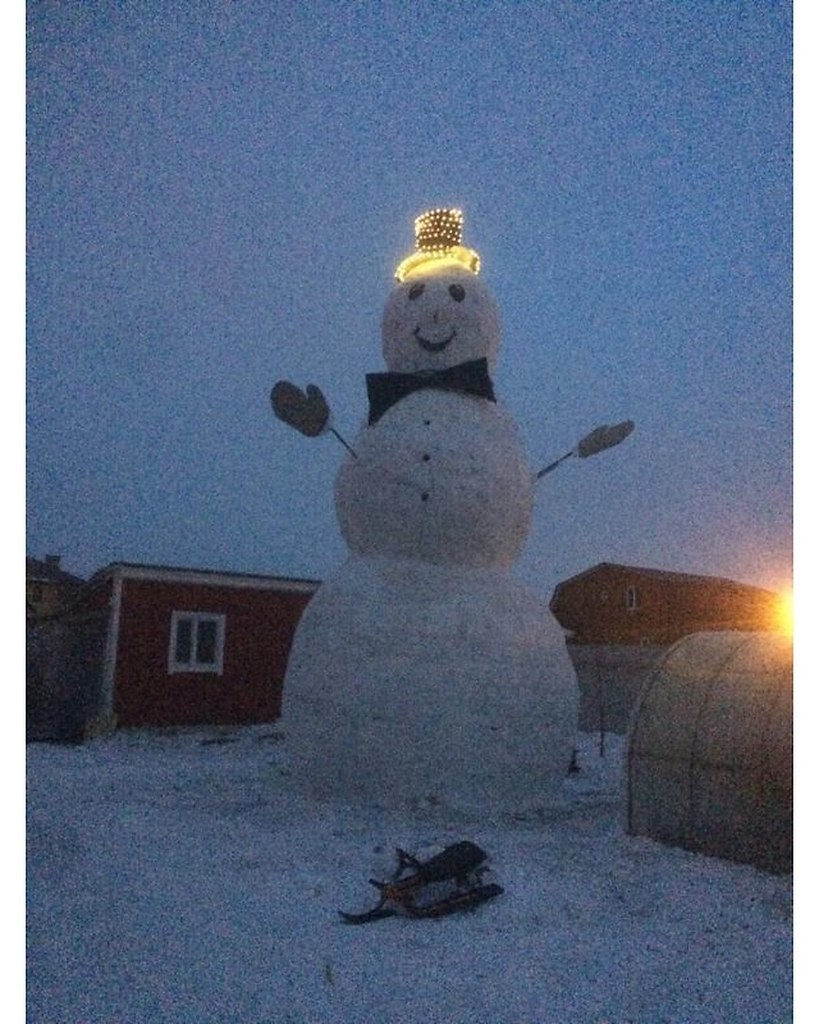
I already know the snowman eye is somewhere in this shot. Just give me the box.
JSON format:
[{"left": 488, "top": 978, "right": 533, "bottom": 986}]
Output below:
[
  {"left": 448, "top": 283, "right": 465, "bottom": 302},
  {"left": 408, "top": 282, "right": 425, "bottom": 300}
]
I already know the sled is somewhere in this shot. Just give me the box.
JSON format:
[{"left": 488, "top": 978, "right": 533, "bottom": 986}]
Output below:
[{"left": 339, "top": 840, "right": 503, "bottom": 924}]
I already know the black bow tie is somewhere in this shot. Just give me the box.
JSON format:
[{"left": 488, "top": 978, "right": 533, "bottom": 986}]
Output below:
[{"left": 366, "top": 358, "right": 496, "bottom": 425}]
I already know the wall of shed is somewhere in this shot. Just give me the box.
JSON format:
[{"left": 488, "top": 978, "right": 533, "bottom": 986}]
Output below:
[
  {"left": 626, "top": 631, "right": 792, "bottom": 874},
  {"left": 114, "top": 579, "right": 312, "bottom": 727},
  {"left": 26, "top": 611, "right": 109, "bottom": 742},
  {"left": 567, "top": 643, "right": 668, "bottom": 734}
]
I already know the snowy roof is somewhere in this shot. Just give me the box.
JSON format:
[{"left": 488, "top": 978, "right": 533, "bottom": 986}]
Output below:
[{"left": 86, "top": 561, "right": 321, "bottom": 594}]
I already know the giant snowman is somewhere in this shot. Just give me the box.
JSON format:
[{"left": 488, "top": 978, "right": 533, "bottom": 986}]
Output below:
[{"left": 272, "top": 209, "right": 622, "bottom": 814}]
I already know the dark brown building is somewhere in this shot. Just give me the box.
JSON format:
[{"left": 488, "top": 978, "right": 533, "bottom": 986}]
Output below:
[
  {"left": 26, "top": 555, "right": 84, "bottom": 621},
  {"left": 550, "top": 562, "right": 779, "bottom": 648}
]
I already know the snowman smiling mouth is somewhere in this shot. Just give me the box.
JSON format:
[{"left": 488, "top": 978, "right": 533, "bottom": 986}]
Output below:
[{"left": 413, "top": 326, "right": 457, "bottom": 353}]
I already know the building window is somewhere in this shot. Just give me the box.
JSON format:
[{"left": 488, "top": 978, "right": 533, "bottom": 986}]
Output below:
[
  {"left": 168, "top": 612, "right": 226, "bottom": 674},
  {"left": 626, "top": 585, "right": 640, "bottom": 612}
]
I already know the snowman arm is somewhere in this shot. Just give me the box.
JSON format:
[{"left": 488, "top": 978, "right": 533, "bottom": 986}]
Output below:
[
  {"left": 328, "top": 427, "right": 358, "bottom": 458},
  {"left": 270, "top": 380, "right": 331, "bottom": 437},
  {"left": 534, "top": 450, "right": 575, "bottom": 480},
  {"left": 533, "top": 420, "right": 635, "bottom": 482},
  {"left": 270, "top": 380, "right": 359, "bottom": 457}
]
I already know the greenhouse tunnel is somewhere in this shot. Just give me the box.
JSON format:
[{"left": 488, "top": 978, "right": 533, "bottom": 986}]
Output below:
[{"left": 625, "top": 631, "right": 792, "bottom": 874}]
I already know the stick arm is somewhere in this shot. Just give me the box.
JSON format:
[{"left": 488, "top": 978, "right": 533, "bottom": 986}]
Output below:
[{"left": 534, "top": 420, "right": 634, "bottom": 483}]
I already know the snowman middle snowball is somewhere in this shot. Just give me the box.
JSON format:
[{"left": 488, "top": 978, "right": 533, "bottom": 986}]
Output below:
[{"left": 334, "top": 265, "right": 535, "bottom": 570}]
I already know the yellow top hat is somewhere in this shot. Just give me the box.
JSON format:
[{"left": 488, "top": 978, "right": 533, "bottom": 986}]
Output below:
[{"left": 395, "top": 208, "right": 481, "bottom": 282}]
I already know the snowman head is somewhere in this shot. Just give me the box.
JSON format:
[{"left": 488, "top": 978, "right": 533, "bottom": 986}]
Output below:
[
  {"left": 381, "top": 266, "right": 501, "bottom": 373},
  {"left": 383, "top": 209, "right": 500, "bottom": 373}
]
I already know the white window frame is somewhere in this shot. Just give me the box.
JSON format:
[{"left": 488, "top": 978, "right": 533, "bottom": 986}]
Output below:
[
  {"left": 168, "top": 611, "right": 226, "bottom": 675},
  {"left": 626, "top": 585, "right": 640, "bottom": 612}
]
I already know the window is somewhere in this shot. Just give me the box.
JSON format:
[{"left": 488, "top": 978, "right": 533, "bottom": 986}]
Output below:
[
  {"left": 626, "top": 585, "right": 640, "bottom": 612},
  {"left": 168, "top": 612, "right": 226, "bottom": 674}
]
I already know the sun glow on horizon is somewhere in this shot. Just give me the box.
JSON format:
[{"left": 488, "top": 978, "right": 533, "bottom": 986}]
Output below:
[{"left": 775, "top": 589, "right": 794, "bottom": 637}]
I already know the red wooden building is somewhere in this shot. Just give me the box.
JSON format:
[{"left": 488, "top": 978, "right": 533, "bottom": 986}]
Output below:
[
  {"left": 548, "top": 563, "right": 781, "bottom": 734},
  {"left": 73, "top": 562, "right": 319, "bottom": 729},
  {"left": 549, "top": 562, "right": 779, "bottom": 647}
]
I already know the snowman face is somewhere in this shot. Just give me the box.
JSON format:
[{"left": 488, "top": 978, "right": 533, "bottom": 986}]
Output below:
[{"left": 381, "top": 267, "right": 501, "bottom": 373}]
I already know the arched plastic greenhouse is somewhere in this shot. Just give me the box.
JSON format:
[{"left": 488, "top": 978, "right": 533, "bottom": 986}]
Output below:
[{"left": 625, "top": 631, "right": 792, "bottom": 874}]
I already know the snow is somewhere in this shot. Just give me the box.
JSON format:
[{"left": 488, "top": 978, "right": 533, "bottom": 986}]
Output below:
[
  {"left": 334, "top": 391, "right": 534, "bottom": 568},
  {"left": 27, "top": 726, "right": 792, "bottom": 1023},
  {"left": 284, "top": 555, "right": 577, "bottom": 811},
  {"left": 381, "top": 267, "right": 501, "bottom": 376},
  {"left": 285, "top": 261, "right": 577, "bottom": 814}
]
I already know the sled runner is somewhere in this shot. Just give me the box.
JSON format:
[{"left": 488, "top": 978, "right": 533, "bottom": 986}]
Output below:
[{"left": 339, "top": 840, "right": 503, "bottom": 924}]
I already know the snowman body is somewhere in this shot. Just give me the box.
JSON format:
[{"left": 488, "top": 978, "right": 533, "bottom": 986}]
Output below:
[
  {"left": 335, "top": 389, "right": 532, "bottom": 569},
  {"left": 283, "top": 263, "right": 578, "bottom": 813}
]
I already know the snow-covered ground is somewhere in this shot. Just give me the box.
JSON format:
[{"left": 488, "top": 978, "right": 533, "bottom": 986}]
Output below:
[{"left": 27, "top": 726, "right": 792, "bottom": 1024}]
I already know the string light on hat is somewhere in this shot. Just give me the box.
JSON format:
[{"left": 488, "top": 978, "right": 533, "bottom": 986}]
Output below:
[
  {"left": 416, "top": 208, "right": 464, "bottom": 251},
  {"left": 395, "top": 208, "right": 481, "bottom": 282}
]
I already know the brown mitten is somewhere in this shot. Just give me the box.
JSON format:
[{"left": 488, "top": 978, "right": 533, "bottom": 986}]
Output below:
[{"left": 270, "top": 381, "right": 330, "bottom": 438}]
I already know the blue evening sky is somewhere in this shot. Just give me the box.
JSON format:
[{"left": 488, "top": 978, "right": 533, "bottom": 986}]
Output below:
[{"left": 26, "top": 0, "right": 792, "bottom": 596}]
